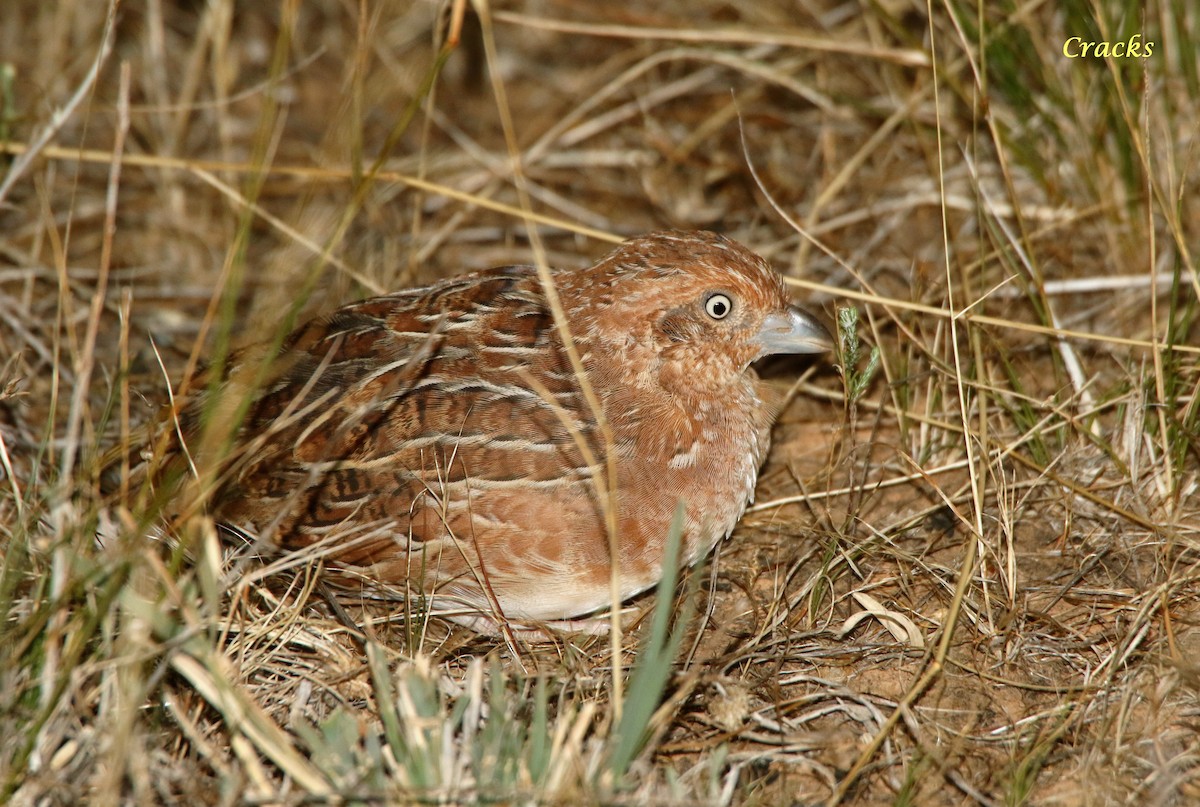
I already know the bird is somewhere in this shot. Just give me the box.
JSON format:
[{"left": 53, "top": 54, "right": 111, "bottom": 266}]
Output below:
[{"left": 167, "top": 230, "right": 832, "bottom": 630}]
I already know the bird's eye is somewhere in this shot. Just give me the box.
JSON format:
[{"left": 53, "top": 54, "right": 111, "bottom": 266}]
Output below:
[{"left": 704, "top": 293, "right": 733, "bottom": 320}]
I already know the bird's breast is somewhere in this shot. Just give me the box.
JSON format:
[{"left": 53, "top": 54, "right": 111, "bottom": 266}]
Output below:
[{"left": 610, "top": 378, "right": 772, "bottom": 576}]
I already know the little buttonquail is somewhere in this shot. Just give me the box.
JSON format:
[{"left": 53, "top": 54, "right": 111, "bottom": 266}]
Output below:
[{"left": 173, "top": 230, "right": 833, "bottom": 628}]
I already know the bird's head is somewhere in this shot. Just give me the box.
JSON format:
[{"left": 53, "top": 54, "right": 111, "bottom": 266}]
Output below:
[{"left": 569, "top": 231, "right": 832, "bottom": 396}]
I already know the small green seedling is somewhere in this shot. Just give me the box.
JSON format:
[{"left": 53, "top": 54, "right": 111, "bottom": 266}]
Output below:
[{"left": 836, "top": 305, "right": 880, "bottom": 404}]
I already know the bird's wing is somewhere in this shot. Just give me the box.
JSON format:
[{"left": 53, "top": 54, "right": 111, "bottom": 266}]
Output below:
[{"left": 201, "top": 267, "right": 601, "bottom": 575}]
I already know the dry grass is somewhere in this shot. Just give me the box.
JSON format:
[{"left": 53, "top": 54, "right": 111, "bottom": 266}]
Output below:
[{"left": 2, "top": 0, "right": 1199, "bottom": 804}]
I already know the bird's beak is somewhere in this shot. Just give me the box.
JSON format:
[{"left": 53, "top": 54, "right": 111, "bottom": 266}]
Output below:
[{"left": 754, "top": 306, "right": 834, "bottom": 358}]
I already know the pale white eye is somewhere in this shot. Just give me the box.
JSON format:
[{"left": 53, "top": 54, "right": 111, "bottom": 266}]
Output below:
[{"left": 705, "top": 292, "right": 733, "bottom": 320}]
